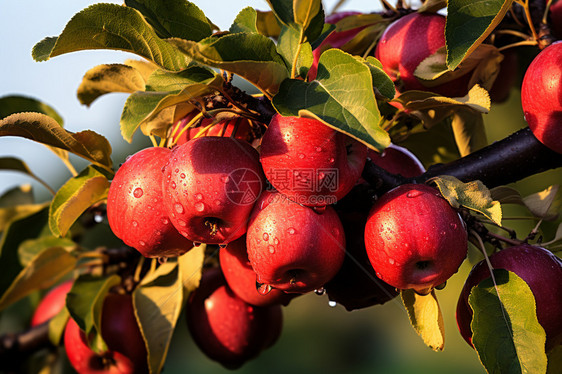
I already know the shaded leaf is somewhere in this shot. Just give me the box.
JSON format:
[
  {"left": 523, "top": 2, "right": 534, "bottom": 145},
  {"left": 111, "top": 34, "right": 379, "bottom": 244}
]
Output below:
[
  {"left": 66, "top": 274, "right": 121, "bottom": 353},
  {"left": 418, "top": 0, "right": 447, "bottom": 12},
  {"left": 0, "top": 112, "right": 113, "bottom": 171},
  {"left": 231, "top": 7, "right": 260, "bottom": 33},
  {"left": 490, "top": 186, "right": 523, "bottom": 205},
  {"left": 0, "top": 203, "right": 48, "bottom": 234},
  {"left": 432, "top": 175, "right": 502, "bottom": 225},
  {"left": 273, "top": 49, "right": 390, "bottom": 151},
  {"left": 146, "top": 66, "right": 217, "bottom": 92},
  {"left": 469, "top": 269, "right": 548, "bottom": 374},
  {"left": 32, "top": 4, "right": 190, "bottom": 71},
  {"left": 256, "top": 10, "right": 282, "bottom": 38},
  {"left": 18, "top": 236, "right": 77, "bottom": 267},
  {"left": 364, "top": 56, "right": 395, "bottom": 100},
  {"left": 0, "top": 157, "right": 55, "bottom": 194},
  {"left": 77, "top": 64, "right": 147, "bottom": 107},
  {"left": 0, "top": 184, "right": 34, "bottom": 208},
  {"left": 0, "top": 95, "right": 63, "bottom": 126},
  {"left": 48, "top": 303, "right": 70, "bottom": 346},
  {"left": 451, "top": 109, "right": 488, "bottom": 157},
  {"left": 124, "top": 0, "right": 212, "bottom": 41},
  {"left": 294, "top": 0, "right": 322, "bottom": 32},
  {"left": 0, "top": 247, "right": 76, "bottom": 311},
  {"left": 522, "top": 185, "right": 560, "bottom": 220},
  {"left": 446, "top": 0, "right": 514, "bottom": 69},
  {"left": 49, "top": 165, "right": 110, "bottom": 237},
  {"left": 547, "top": 345, "right": 562, "bottom": 374},
  {"left": 401, "top": 289, "right": 445, "bottom": 351}
]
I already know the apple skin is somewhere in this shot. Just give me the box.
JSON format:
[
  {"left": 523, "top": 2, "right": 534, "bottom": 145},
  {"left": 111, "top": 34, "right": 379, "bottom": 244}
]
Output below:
[
  {"left": 175, "top": 115, "right": 253, "bottom": 145},
  {"left": 367, "top": 144, "right": 425, "bottom": 178},
  {"left": 186, "top": 268, "right": 283, "bottom": 369},
  {"left": 520, "top": 41, "right": 562, "bottom": 154},
  {"left": 364, "top": 184, "right": 468, "bottom": 293},
  {"left": 456, "top": 244, "right": 562, "bottom": 351},
  {"left": 31, "top": 279, "right": 73, "bottom": 327},
  {"left": 246, "top": 191, "right": 346, "bottom": 293},
  {"left": 375, "top": 13, "right": 471, "bottom": 97},
  {"left": 550, "top": 0, "right": 562, "bottom": 39},
  {"left": 64, "top": 293, "right": 148, "bottom": 374},
  {"left": 107, "top": 147, "right": 192, "bottom": 258},
  {"left": 162, "top": 136, "right": 265, "bottom": 244},
  {"left": 260, "top": 114, "right": 368, "bottom": 207},
  {"left": 219, "top": 236, "right": 297, "bottom": 307}
]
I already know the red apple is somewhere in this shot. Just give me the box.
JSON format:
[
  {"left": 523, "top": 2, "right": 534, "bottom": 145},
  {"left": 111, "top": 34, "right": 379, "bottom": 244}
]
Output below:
[
  {"left": 64, "top": 293, "right": 148, "bottom": 374},
  {"left": 186, "top": 268, "right": 283, "bottom": 369},
  {"left": 162, "top": 136, "right": 265, "bottom": 244},
  {"left": 260, "top": 114, "right": 368, "bottom": 207},
  {"left": 31, "top": 279, "right": 73, "bottom": 327},
  {"left": 107, "top": 147, "right": 192, "bottom": 258},
  {"left": 367, "top": 144, "right": 425, "bottom": 178},
  {"left": 219, "top": 236, "right": 296, "bottom": 306},
  {"left": 456, "top": 244, "right": 562, "bottom": 351},
  {"left": 175, "top": 114, "right": 253, "bottom": 145},
  {"left": 520, "top": 41, "right": 562, "bottom": 154},
  {"left": 375, "top": 12, "right": 471, "bottom": 97},
  {"left": 550, "top": 0, "right": 562, "bottom": 39},
  {"left": 364, "top": 184, "right": 468, "bottom": 293},
  {"left": 246, "top": 191, "right": 346, "bottom": 293}
]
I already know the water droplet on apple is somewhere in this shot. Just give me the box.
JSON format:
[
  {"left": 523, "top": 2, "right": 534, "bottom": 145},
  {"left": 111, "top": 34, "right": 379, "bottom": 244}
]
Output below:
[
  {"left": 298, "top": 153, "right": 305, "bottom": 159},
  {"left": 388, "top": 258, "right": 395, "bottom": 265},
  {"left": 318, "top": 172, "right": 325, "bottom": 179},
  {"left": 174, "top": 203, "right": 184, "bottom": 214},
  {"left": 406, "top": 190, "right": 423, "bottom": 198},
  {"left": 155, "top": 230, "right": 162, "bottom": 236},
  {"left": 328, "top": 300, "right": 337, "bottom": 307},
  {"left": 221, "top": 176, "right": 229, "bottom": 183},
  {"left": 158, "top": 257, "right": 167, "bottom": 264},
  {"left": 132, "top": 220, "right": 138, "bottom": 227},
  {"left": 193, "top": 242, "right": 202, "bottom": 247},
  {"left": 328, "top": 157, "right": 335, "bottom": 163},
  {"left": 195, "top": 193, "right": 203, "bottom": 201},
  {"left": 180, "top": 173, "right": 186, "bottom": 179},
  {"left": 194, "top": 202, "right": 205, "bottom": 212},
  {"left": 315, "top": 146, "right": 322, "bottom": 152},
  {"left": 161, "top": 217, "right": 169, "bottom": 225},
  {"left": 440, "top": 231, "right": 447, "bottom": 236},
  {"left": 274, "top": 237, "right": 279, "bottom": 245},
  {"left": 314, "top": 287, "right": 325, "bottom": 295},
  {"left": 263, "top": 233, "right": 269, "bottom": 241},
  {"left": 174, "top": 168, "right": 179, "bottom": 173},
  {"left": 268, "top": 245, "right": 275, "bottom": 254},
  {"left": 256, "top": 281, "right": 272, "bottom": 295},
  {"left": 139, "top": 240, "right": 146, "bottom": 246},
  {"left": 287, "top": 227, "right": 296, "bottom": 235},
  {"left": 313, "top": 205, "right": 327, "bottom": 214},
  {"left": 170, "top": 181, "right": 176, "bottom": 189},
  {"left": 133, "top": 188, "right": 143, "bottom": 198},
  {"left": 214, "top": 200, "right": 222, "bottom": 206},
  {"left": 219, "top": 243, "right": 228, "bottom": 249},
  {"left": 177, "top": 220, "right": 187, "bottom": 227},
  {"left": 450, "top": 223, "right": 458, "bottom": 230}
]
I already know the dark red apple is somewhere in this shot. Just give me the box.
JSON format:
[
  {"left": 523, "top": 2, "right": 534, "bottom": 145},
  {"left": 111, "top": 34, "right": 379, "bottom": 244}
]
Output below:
[
  {"left": 64, "top": 293, "right": 148, "bottom": 374},
  {"left": 246, "top": 191, "right": 346, "bottom": 293},
  {"left": 550, "top": 0, "right": 562, "bottom": 39},
  {"left": 107, "top": 147, "right": 192, "bottom": 258},
  {"left": 260, "top": 114, "right": 368, "bottom": 207},
  {"left": 162, "top": 136, "right": 265, "bottom": 244},
  {"left": 375, "top": 12, "right": 471, "bottom": 97},
  {"left": 175, "top": 115, "right": 253, "bottom": 145},
  {"left": 219, "top": 236, "right": 296, "bottom": 306},
  {"left": 364, "top": 184, "right": 468, "bottom": 294},
  {"left": 520, "top": 41, "right": 562, "bottom": 154},
  {"left": 31, "top": 279, "right": 73, "bottom": 327},
  {"left": 367, "top": 143, "right": 425, "bottom": 178},
  {"left": 456, "top": 244, "right": 562, "bottom": 351},
  {"left": 186, "top": 268, "right": 283, "bottom": 369}
]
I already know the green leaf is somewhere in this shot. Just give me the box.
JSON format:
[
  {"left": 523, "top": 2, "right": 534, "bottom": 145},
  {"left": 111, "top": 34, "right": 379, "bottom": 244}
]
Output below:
[
  {"left": 266, "top": 0, "right": 295, "bottom": 26},
  {"left": 0, "top": 184, "right": 34, "bottom": 208},
  {"left": 66, "top": 274, "right": 121, "bottom": 353},
  {"left": 294, "top": 0, "right": 322, "bottom": 32},
  {"left": 446, "top": 0, "right": 514, "bottom": 69},
  {"left": 0, "top": 95, "right": 63, "bottom": 126},
  {"left": 121, "top": 91, "right": 170, "bottom": 143},
  {"left": 124, "top": 0, "right": 212, "bottom": 41},
  {"left": 418, "top": 0, "right": 447, "bottom": 12},
  {"left": 230, "top": 7, "right": 260, "bottom": 34},
  {"left": 146, "top": 66, "right": 217, "bottom": 92},
  {"left": 432, "top": 175, "right": 502, "bottom": 225},
  {"left": 32, "top": 4, "right": 190, "bottom": 71},
  {"left": 178, "top": 243, "right": 206, "bottom": 300},
  {"left": 469, "top": 269, "right": 548, "bottom": 374},
  {"left": 273, "top": 49, "right": 391, "bottom": 151},
  {"left": 401, "top": 289, "right": 445, "bottom": 351},
  {"left": 0, "top": 247, "right": 76, "bottom": 311},
  {"left": 170, "top": 34, "right": 289, "bottom": 97},
  {"left": 277, "top": 25, "right": 313, "bottom": 79},
  {"left": 77, "top": 64, "right": 147, "bottom": 107},
  {"left": 0, "top": 112, "right": 113, "bottom": 172},
  {"left": 18, "top": 236, "right": 77, "bottom": 267},
  {"left": 49, "top": 165, "right": 110, "bottom": 237},
  {"left": 0, "top": 203, "right": 48, "bottom": 234},
  {"left": 451, "top": 109, "right": 488, "bottom": 157},
  {"left": 0, "top": 207, "right": 49, "bottom": 298},
  {"left": 364, "top": 56, "right": 395, "bottom": 100},
  {"left": 48, "top": 304, "right": 70, "bottom": 346}
]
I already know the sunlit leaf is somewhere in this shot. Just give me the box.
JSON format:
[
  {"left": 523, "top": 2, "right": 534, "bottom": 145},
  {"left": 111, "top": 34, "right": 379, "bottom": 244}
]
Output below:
[
  {"left": 364, "top": 56, "right": 395, "bottom": 100},
  {"left": 294, "top": 0, "right": 322, "bottom": 31},
  {"left": 0, "top": 95, "right": 63, "bottom": 126},
  {"left": 451, "top": 110, "right": 488, "bottom": 157},
  {"left": 401, "top": 289, "right": 445, "bottom": 351},
  {"left": 522, "top": 185, "right": 560, "bottom": 220},
  {"left": 277, "top": 25, "right": 313, "bottom": 79},
  {"left": 231, "top": 7, "right": 260, "bottom": 33},
  {"left": 145, "top": 66, "right": 217, "bottom": 92}
]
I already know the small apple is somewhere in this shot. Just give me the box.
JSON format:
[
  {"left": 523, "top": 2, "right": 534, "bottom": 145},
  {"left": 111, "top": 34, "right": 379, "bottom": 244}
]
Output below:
[
  {"left": 186, "top": 268, "right": 283, "bottom": 369},
  {"left": 219, "top": 236, "right": 296, "bottom": 307},
  {"left": 260, "top": 114, "right": 368, "bottom": 207},
  {"left": 175, "top": 115, "right": 253, "bottom": 145},
  {"left": 520, "top": 41, "right": 562, "bottom": 154},
  {"left": 364, "top": 184, "right": 468, "bottom": 294},
  {"left": 162, "top": 136, "right": 265, "bottom": 244},
  {"left": 64, "top": 293, "right": 148, "bottom": 374},
  {"left": 367, "top": 144, "right": 425, "bottom": 178},
  {"left": 31, "top": 279, "right": 73, "bottom": 327},
  {"left": 456, "top": 244, "right": 562, "bottom": 351},
  {"left": 107, "top": 147, "right": 192, "bottom": 258},
  {"left": 246, "top": 191, "right": 346, "bottom": 293},
  {"left": 375, "top": 12, "right": 471, "bottom": 97}
]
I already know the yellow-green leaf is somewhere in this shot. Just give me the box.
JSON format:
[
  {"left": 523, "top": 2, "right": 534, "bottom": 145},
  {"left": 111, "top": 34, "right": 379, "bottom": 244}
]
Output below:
[
  {"left": 49, "top": 165, "right": 110, "bottom": 237},
  {"left": 401, "top": 289, "right": 445, "bottom": 351},
  {"left": 451, "top": 109, "right": 488, "bottom": 157},
  {"left": 294, "top": 0, "right": 322, "bottom": 31},
  {"left": 432, "top": 175, "right": 502, "bottom": 225}
]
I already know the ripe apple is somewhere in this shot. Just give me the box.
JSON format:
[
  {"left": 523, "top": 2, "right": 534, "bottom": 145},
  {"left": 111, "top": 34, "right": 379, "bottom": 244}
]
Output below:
[
  {"left": 520, "top": 41, "right": 562, "bottom": 154},
  {"left": 64, "top": 293, "right": 148, "bottom": 374},
  {"left": 456, "top": 244, "right": 562, "bottom": 351},
  {"left": 219, "top": 236, "right": 296, "bottom": 307},
  {"left": 259, "top": 114, "right": 368, "bottom": 207},
  {"left": 162, "top": 136, "right": 265, "bottom": 245},
  {"left": 375, "top": 12, "right": 471, "bottom": 97},
  {"left": 308, "top": 11, "right": 364, "bottom": 80},
  {"left": 325, "top": 209, "right": 398, "bottom": 311},
  {"left": 367, "top": 143, "right": 425, "bottom": 178},
  {"left": 175, "top": 114, "right": 253, "bottom": 145},
  {"left": 186, "top": 268, "right": 283, "bottom": 369},
  {"left": 364, "top": 184, "right": 468, "bottom": 294},
  {"left": 246, "top": 191, "right": 346, "bottom": 293},
  {"left": 31, "top": 279, "right": 73, "bottom": 327},
  {"left": 107, "top": 147, "right": 192, "bottom": 258}
]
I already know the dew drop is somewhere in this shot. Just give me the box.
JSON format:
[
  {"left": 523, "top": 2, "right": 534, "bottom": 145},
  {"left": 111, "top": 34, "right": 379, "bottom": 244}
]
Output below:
[
  {"left": 170, "top": 181, "right": 176, "bottom": 189},
  {"left": 194, "top": 202, "right": 205, "bottom": 212},
  {"left": 193, "top": 242, "right": 202, "bottom": 247},
  {"left": 155, "top": 230, "right": 162, "bottom": 236},
  {"left": 406, "top": 190, "right": 423, "bottom": 198},
  {"left": 263, "top": 233, "right": 269, "bottom": 241},
  {"left": 450, "top": 223, "right": 458, "bottom": 230},
  {"left": 180, "top": 173, "right": 186, "bottom": 179},
  {"left": 175, "top": 168, "right": 179, "bottom": 173},
  {"left": 256, "top": 281, "right": 272, "bottom": 295},
  {"left": 214, "top": 200, "right": 222, "bottom": 206},
  {"left": 195, "top": 193, "right": 204, "bottom": 201},
  {"left": 313, "top": 205, "right": 327, "bottom": 214},
  {"left": 287, "top": 227, "right": 296, "bottom": 235},
  {"left": 315, "top": 146, "right": 322, "bottom": 152},
  {"left": 177, "top": 220, "right": 187, "bottom": 227},
  {"left": 94, "top": 213, "right": 103, "bottom": 223},
  {"left": 132, "top": 220, "right": 138, "bottom": 227},
  {"left": 328, "top": 157, "right": 335, "bottom": 163},
  {"left": 298, "top": 153, "right": 305, "bottom": 159},
  {"left": 174, "top": 203, "right": 184, "bottom": 214},
  {"left": 314, "top": 287, "right": 325, "bottom": 296},
  {"left": 139, "top": 240, "right": 146, "bottom": 246},
  {"left": 219, "top": 243, "right": 228, "bottom": 249},
  {"left": 440, "top": 231, "right": 447, "bottom": 236},
  {"left": 161, "top": 217, "right": 169, "bottom": 225},
  {"left": 133, "top": 188, "right": 143, "bottom": 198},
  {"left": 125, "top": 155, "right": 132, "bottom": 161},
  {"left": 273, "top": 237, "right": 279, "bottom": 245},
  {"left": 318, "top": 172, "right": 325, "bottom": 179},
  {"left": 158, "top": 257, "right": 168, "bottom": 264},
  {"left": 388, "top": 258, "right": 395, "bottom": 265},
  {"left": 328, "top": 300, "right": 337, "bottom": 308},
  {"left": 221, "top": 176, "right": 229, "bottom": 183},
  {"left": 268, "top": 245, "right": 275, "bottom": 254}
]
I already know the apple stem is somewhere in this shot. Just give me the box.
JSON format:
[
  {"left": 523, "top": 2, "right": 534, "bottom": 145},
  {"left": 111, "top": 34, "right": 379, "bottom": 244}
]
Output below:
[{"left": 205, "top": 219, "right": 219, "bottom": 237}]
